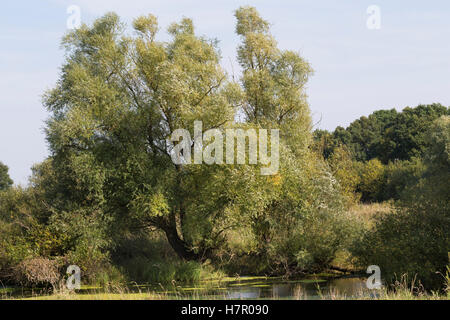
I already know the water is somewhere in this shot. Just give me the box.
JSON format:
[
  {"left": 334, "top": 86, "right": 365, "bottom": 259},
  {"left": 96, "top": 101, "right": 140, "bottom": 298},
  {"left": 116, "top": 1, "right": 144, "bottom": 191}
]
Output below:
[
  {"left": 1, "top": 276, "right": 373, "bottom": 299},
  {"left": 136, "top": 276, "right": 372, "bottom": 299},
  {"left": 221, "top": 277, "right": 368, "bottom": 299}
]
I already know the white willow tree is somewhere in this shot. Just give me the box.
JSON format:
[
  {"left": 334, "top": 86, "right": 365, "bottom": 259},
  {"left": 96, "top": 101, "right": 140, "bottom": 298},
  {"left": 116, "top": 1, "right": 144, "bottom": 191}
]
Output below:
[{"left": 43, "top": 7, "right": 348, "bottom": 271}]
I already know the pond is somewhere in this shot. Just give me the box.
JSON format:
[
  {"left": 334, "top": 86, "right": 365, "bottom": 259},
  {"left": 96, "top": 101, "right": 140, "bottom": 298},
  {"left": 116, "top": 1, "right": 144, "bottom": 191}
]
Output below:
[
  {"left": 1, "top": 275, "right": 377, "bottom": 300},
  {"left": 219, "top": 276, "right": 370, "bottom": 299},
  {"left": 165, "top": 275, "right": 373, "bottom": 299}
]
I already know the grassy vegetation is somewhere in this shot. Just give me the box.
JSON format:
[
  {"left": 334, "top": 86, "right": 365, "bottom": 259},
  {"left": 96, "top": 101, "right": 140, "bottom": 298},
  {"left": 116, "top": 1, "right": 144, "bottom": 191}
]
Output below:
[{"left": 2, "top": 203, "right": 448, "bottom": 301}]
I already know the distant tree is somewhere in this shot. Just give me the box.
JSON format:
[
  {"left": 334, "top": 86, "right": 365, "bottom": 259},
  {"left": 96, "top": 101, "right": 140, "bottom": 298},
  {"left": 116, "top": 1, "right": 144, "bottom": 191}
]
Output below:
[
  {"left": 312, "top": 129, "right": 336, "bottom": 159},
  {"left": 334, "top": 109, "right": 398, "bottom": 162},
  {"left": 0, "top": 162, "right": 13, "bottom": 190},
  {"left": 329, "top": 104, "right": 448, "bottom": 163},
  {"left": 356, "top": 158, "right": 385, "bottom": 202},
  {"left": 379, "top": 104, "right": 449, "bottom": 162},
  {"left": 327, "top": 145, "right": 360, "bottom": 205},
  {"left": 380, "top": 158, "right": 425, "bottom": 201}
]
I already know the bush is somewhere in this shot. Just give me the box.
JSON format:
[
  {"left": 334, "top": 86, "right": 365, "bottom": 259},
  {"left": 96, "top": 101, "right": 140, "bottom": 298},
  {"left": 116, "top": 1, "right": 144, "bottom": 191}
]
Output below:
[
  {"left": 112, "top": 233, "right": 219, "bottom": 284},
  {"left": 380, "top": 158, "right": 425, "bottom": 201},
  {"left": 327, "top": 145, "right": 361, "bottom": 206},
  {"left": 261, "top": 159, "right": 353, "bottom": 274},
  {"left": 120, "top": 256, "right": 210, "bottom": 284},
  {"left": 351, "top": 116, "right": 450, "bottom": 290},
  {"left": 357, "top": 159, "right": 385, "bottom": 202},
  {"left": 351, "top": 207, "right": 449, "bottom": 290},
  {"left": 13, "top": 257, "right": 60, "bottom": 288}
]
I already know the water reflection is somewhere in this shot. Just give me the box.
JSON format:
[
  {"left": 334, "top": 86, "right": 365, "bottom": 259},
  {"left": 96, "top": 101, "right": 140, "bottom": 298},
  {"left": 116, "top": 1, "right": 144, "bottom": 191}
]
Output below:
[
  {"left": 227, "top": 288, "right": 262, "bottom": 299},
  {"left": 2, "top": 276, "right": 375, "bottom": 300},
  {"left": 223, "top": 277, "right": 369, "bottom": 299}
]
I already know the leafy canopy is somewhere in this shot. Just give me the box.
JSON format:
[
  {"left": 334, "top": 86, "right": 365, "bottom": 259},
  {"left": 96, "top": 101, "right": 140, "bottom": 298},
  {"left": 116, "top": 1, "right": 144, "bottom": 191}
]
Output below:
[
  {"left": 40, "top": 7, "right": 347, "bottom": 271},
  {"left": 0, "top": 162, "right": 13, "bottom": 191}
]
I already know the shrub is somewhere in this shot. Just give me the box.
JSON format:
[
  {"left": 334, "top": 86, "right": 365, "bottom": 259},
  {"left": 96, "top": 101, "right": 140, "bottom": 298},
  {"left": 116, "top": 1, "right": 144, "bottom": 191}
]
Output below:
[
  {"left": 351, "top": 116, "right": 450, "bottom": 291},
  {"left": 112, "top": 233, "right": 218, "bottom": 284},
  {"left": 261, "top": 160, "right": 353, "bottom": 274},
  {"left": 120, "top": 256, "right": 209, "bottom": 284},
  {"left": 13, "top": 257, "right": 60, "bottom": 288},
  {"left": 327, "top": 145, "right": 361, "bottom": 206},
  {"left": 351, "top": 207, "right": 449, "bottom": 290},
  {"left": 357, "top": 159, "right": 385, "bottom": 202},
  {"left": 380, "top": 158, "right": 425, "bottom": 201}
]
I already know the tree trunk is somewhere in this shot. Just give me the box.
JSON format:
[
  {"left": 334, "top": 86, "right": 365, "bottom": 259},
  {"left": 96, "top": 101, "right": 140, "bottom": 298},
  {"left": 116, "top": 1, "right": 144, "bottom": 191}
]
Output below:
[{"left": 163, "top": 223, "right": 200, "bottom": 261}]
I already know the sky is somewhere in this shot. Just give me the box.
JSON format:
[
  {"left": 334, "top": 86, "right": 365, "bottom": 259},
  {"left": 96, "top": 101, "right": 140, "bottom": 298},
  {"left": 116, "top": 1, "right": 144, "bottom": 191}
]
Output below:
[{"left": 1, "top": 0, "right": 449, "bottom": 185}]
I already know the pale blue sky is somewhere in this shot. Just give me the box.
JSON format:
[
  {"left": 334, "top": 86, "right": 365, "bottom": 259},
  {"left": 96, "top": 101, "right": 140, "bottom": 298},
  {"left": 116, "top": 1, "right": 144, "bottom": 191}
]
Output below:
[{"left": 1, "top": 1, "right": 449, "bottom": 185}]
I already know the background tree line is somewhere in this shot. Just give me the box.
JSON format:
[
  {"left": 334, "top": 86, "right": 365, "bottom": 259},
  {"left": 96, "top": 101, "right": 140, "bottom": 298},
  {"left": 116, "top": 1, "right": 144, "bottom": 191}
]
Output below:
[{"left": 313, "top": 103, "right": 449, "bottom": 202}]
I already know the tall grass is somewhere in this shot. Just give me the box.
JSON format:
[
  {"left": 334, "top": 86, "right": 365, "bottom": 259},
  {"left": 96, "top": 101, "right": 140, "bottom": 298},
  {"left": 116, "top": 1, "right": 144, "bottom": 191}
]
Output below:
[
  {"left": 112, "top": 232, "right": 224, "bottom": 286},
  {"left": 120, "top": 257, "right": 222, "bottom": 285}
]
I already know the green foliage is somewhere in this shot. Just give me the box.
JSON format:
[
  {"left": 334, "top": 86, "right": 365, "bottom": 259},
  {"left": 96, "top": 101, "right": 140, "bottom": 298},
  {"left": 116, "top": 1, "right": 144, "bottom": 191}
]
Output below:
[
  {"left": 0, "top": 161, "right": 113, "bottom": 285},
  {"left": 121, "top": 257, "right": 206, "bottom": 285},
  {"left": 43, "top": 11, "right": 236, "bottom": 261},
  {"left": 356, "top": 159, "right": 385, "bottom": 202},
  {"left": 218, "top": 7, "right": 347, "bottom": 273},
  {"left": 352, "top": 207, "right": 449, "bottom": 290},
  {"left": 312, "top": 129, "right": 337, "bottom": 159},
  {"left": 380, "top": 158, "right": 425, "bottom": 201},
  {"left": 327, "top": 145, "right": 361, "bottom": 205},
  {"left": 313, "top": 105, "right": 448, "bottom": 202},
  {"left": 36, "top": 6, "right": 348, "bottom": 277},
  {"left": 314, "top": 104, "right": 449, "bottom": 163},
  {"left": 0, "top": 162, "right": 13, "bottom": 190},
  {"left": 112, "top": 233, "right": 219, "bottom": 284},
  {"left": 351, "top": 116, "right": 450, "bottom": 290},
  {"left": 380, "top": 105, "right": 449, "bottom": 162}
]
